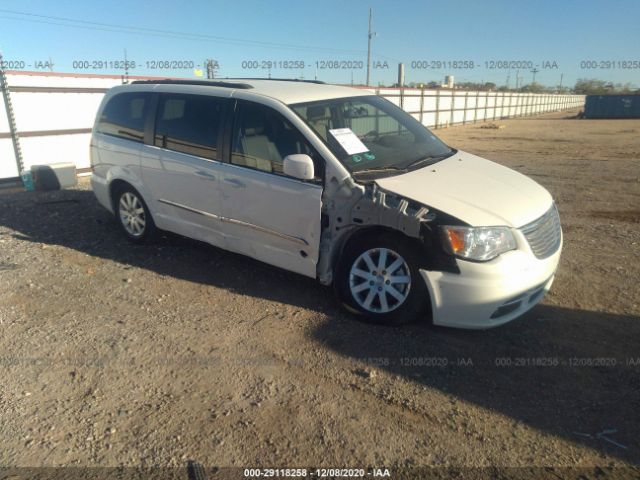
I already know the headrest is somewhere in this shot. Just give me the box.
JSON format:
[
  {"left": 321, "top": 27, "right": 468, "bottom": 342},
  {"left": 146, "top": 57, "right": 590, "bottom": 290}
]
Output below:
[
  {"left": 244, "top": 126, "right": 264, "bottom": 136},
  {"left": 307, "top": 105, "right": 328, "bottom": 121}
]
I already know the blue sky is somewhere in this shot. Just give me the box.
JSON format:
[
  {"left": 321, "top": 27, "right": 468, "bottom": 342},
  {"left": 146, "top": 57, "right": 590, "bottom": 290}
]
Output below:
[{"left": 1, "top": 0, "right": 639, "bottom": 88}]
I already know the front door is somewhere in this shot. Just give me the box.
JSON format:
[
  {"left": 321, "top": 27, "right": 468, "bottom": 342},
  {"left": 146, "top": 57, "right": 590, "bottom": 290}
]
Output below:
[{"left": 218, "top": 100, "right": 324, "bottom": 278}]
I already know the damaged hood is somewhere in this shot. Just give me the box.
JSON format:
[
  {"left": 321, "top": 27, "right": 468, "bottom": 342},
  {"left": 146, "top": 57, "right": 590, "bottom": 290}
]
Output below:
[{"left": 375, "top": 150, "right": 552, "bottom": 228}]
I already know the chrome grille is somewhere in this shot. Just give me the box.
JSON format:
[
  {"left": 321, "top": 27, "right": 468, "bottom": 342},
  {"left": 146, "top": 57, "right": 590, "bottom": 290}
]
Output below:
[{"left": 520, "top": 205, "right": 562, "bottom": 259}]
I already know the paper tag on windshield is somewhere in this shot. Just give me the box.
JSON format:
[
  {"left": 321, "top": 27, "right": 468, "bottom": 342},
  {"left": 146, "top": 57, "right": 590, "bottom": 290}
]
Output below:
[{"left": 329, "top": 128, "right": 369, "bottom": 155}]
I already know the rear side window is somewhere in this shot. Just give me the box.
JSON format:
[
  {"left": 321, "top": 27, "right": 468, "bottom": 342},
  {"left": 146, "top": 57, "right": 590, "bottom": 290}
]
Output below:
[
  {"left": 97, "top": 92, "right": 150, "bottom": 142},
  {"left": 154, "top": 93, "right": 224, "bottom": 160}
]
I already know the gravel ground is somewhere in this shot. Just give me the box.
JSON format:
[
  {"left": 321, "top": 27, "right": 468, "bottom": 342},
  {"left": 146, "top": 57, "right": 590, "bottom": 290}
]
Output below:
[{"left": 0, "top": 109, "right": 639, "bottom": 476}]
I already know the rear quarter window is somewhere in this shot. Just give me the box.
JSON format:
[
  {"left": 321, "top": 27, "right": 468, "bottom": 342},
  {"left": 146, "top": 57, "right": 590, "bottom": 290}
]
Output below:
[{"left": 97, "top": 92, "right": 151, "bottom": 143}]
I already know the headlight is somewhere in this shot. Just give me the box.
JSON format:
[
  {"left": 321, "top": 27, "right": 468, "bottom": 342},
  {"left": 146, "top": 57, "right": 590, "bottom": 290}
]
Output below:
[{"left": 441, "top": 226, "right": 517, "bottom": 261}]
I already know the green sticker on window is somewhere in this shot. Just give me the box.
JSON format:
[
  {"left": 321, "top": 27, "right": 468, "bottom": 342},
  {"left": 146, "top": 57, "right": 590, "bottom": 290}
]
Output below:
[
  {"left": 364, "top": 152, "right": 376, "bottom": 161},
  {"left": 351, "top": 154, "right": 363, "bottom": 163}
]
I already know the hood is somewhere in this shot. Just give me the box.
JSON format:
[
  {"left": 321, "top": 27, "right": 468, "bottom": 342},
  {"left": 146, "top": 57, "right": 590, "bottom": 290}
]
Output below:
[{"left": 375, "top": 150, "right": 552, "bottom": 228}]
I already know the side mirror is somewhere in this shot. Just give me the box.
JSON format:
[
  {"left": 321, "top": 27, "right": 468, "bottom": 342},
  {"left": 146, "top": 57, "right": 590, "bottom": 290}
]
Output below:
[{"left": 283, "top": 154, "right": 314, "bottom": 181}]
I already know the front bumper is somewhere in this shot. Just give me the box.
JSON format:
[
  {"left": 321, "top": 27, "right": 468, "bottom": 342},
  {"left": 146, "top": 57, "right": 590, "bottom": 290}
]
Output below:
[{"left": 420, "top": 245, "right": 561, "bottom": 329}]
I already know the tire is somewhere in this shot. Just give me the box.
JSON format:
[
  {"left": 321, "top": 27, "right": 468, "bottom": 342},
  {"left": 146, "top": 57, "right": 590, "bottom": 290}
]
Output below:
[
  {"left": 336, "top": 231, "right": 429, "bottom": 326},
  {"left": 112, "top": 185, "right": 157, "bottom": 243}
]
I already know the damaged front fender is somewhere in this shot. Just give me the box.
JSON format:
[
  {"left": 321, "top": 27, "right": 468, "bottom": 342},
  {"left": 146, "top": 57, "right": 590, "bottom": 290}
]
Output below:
[{"left": 317, "top": 177, "right": 438, "bottom": 285}]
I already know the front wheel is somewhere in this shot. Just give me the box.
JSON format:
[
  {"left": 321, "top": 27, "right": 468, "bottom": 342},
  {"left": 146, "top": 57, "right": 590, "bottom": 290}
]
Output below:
[{"left": 336, "top": 232, "right": 429, "bottom": 326}]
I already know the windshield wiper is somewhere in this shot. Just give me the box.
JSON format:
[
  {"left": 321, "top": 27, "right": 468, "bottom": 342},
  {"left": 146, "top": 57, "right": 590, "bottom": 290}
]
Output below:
[
  {"left": 407, "top": 150, "right": 456, "bottom": 169},
  {"left": 352, "top": 166, "right": 408, "bottom": 179}
]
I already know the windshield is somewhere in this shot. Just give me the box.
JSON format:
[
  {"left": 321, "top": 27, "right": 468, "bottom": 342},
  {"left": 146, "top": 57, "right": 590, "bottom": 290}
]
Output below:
[{"left": 291, "top": 95, "right": 454, "bottom": 177}]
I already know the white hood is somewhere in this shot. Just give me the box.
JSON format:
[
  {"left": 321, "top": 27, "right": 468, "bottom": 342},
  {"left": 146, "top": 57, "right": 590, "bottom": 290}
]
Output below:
[{"left": 375, "top": 150, "right": 552, "bottom": 228}]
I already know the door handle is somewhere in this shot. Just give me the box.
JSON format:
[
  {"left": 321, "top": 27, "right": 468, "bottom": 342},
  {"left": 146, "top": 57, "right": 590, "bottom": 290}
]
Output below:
[
  {"left": 224, "top": 178, "right": 245, "bottom": 188},
  {"left": 195, "top": 170, "right": 216, "bottom": 180}
]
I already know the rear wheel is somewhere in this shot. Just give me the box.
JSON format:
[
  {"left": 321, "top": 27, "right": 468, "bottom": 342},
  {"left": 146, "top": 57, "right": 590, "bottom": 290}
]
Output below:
[
  {"left": 113, "top": 185, "right": 157, "bottom": 243},
  {"left": 336, "top": 232, "right": 429, "bottom": 325}
]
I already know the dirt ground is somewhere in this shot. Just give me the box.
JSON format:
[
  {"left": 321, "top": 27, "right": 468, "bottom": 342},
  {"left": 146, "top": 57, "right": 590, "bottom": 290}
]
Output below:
[{"left": 0, "top": 109, "right": 639, "bottom": 477}]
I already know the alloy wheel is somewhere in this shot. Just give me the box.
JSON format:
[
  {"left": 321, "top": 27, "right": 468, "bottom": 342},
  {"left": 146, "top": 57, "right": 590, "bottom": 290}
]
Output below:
[
  {"left": 118, "top": 192, "right": 146, "bottom": 237},
  {"left": 348, "top": 248, "right": 412, "bottom": 313}
]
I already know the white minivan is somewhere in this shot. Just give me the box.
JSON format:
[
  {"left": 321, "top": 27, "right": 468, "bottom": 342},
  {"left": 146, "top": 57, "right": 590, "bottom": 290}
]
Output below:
[{"left": 90, "top": 79, "right": 562, "bottom": 328}]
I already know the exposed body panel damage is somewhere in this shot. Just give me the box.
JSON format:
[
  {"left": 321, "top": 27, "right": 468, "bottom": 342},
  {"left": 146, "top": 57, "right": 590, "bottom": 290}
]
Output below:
[{"left": 317, "top": 176, "right": 435, "bottom": 285}]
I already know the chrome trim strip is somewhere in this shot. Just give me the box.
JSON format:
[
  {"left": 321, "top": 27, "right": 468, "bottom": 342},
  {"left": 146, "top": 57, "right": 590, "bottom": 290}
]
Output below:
[
  {"left": 158, "top": 199, "right": 309, "bottom": 247},
  {"left": 159, "top": 198, "right": 221, "bottom": 220}
]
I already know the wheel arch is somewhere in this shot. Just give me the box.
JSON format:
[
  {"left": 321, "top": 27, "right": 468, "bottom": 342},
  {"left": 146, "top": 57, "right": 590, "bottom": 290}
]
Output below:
[
  {"left": 106, "top": 172, "right": 152, "bottom": 215},
  {"left": 333, "top": 225, "right": 433, "bottom": 324},
  {"left": 109, "top": 178, "right": 158, "bottom": 242},
  {"left": 109, "top": 178, "right": 136, "bottom": 211},
  {"left": 332, "top": 225, "right": 430, "bottom": 280}
]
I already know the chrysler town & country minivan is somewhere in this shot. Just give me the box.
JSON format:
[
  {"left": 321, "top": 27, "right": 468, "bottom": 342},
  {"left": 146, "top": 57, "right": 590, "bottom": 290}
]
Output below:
[{"left": 90, "top": 79, "right": 562, "bottom": 328}]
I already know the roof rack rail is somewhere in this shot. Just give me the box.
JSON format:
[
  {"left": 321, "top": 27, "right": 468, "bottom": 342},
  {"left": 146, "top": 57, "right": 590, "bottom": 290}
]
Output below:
[
  {"left": 130, "top": 79, "right": 254, "bottom": 89},
  {"left": 231, "top": 78, "right": 326, "bottom": 84}
]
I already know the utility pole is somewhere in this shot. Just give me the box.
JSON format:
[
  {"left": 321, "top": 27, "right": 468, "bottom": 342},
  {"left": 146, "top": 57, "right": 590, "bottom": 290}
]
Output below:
[
  {"left": 506, "top": 70, "right": 510, "bottom": 89},
  {"left": 123, "top": 49, "right": 129, "bottom": 83},
  {"left": 205, "top": 59, "right": 218, "bottom": 79},
  {"left": 531, "top": 67, "right": 539, "bottom": 84},
  {"left": 515, "top": 69, "right": 520, "bottom": 89},
  {"left": 559, "top": 73, "right": 564, "bottom": 92},
  {"left": 366, "top": 8, "right": 376, "bottom": 86},
  {"left": 397, "top": 63, "right": 405, "bottom": 87}
]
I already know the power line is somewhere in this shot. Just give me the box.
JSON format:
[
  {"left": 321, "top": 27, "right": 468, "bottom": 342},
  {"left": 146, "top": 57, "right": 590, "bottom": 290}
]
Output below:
[{"left": 0, "top": 9, "right": 367, "bottom": 55}]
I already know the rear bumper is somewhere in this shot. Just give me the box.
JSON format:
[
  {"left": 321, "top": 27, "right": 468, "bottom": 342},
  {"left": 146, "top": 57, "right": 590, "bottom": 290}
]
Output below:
[
  {"left": 420, "top": 246, "right": 561, "bottom": 329},
  {"left": 90, "top": 174, "right": 113, "bottom": 214}
]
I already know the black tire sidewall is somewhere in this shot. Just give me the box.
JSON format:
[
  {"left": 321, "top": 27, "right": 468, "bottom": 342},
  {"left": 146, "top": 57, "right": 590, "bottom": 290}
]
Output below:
[{"left": 336, "top": 232, "right": 429, "bottom": 325}]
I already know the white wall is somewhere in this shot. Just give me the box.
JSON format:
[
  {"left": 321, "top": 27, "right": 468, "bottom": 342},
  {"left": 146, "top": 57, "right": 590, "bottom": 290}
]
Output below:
[
  {"left": 0, "top": 73, "right": 586, "bottom": 180},
  {"left": 0, "top": 87, "right": 18, "bottom": 178},
  {"left": 370, "top": 87, "right": 585, "bottom": 129},
  {"left": 1, "top": 73, "right": 123, "bottom": 180},
  {"left": 0, "top": 138, "right": 18, "bottom": 179},
  {"left": 20, "top": 134, "right": 93, "bottom": 171},
  {"left": 12, "top": 92, "right": 105, "bottom": 132}
]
